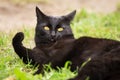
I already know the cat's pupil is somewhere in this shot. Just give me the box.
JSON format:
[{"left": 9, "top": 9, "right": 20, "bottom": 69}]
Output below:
[
  {"left": 57, "top": 27, "right": 64, "bottom": 32},
  {"left": 44, "top": 26, "right": 50, "bottom": 31},
  {"left": 44, "top": 25, "right": 64, "bottom": 32}
]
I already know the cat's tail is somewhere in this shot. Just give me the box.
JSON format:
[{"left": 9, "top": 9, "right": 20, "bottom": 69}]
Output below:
[{"left": 12, "top": 32, "right": 34, "bottom": 64}]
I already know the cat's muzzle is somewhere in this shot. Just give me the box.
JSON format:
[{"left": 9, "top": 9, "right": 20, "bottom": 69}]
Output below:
[{"left": 50, "top": 37, "right": 56, "bottom": 42}]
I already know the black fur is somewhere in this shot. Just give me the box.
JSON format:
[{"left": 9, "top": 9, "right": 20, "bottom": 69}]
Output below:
[{"left": 12, "top": 7, "right": 120, "bottom": 80}]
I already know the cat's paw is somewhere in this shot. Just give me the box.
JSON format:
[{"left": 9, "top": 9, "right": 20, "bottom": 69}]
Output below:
[{"left": 12, "top": 32, "right": 24, "bottom": 44}]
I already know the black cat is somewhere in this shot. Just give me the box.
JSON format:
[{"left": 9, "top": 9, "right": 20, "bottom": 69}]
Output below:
[
  {"left": 12, "top": 6, "right": 76, "bottom": 74},
  {"left": 12, "top": 7, "right": 120, "bottom": 80}
]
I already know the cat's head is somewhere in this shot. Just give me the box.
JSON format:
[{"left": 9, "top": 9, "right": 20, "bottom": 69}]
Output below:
[{"left": 35, "top": 6, "right": 76, "bottom": 46}]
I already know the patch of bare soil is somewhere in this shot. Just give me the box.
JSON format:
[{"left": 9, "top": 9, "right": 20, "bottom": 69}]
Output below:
[{"left": 0, "top": 0, "right": 120, "bottom": 32}]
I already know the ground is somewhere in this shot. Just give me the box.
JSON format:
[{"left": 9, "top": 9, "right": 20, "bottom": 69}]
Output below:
[{"left": 0, "top": 0, "right": 120, "bottom": 32}]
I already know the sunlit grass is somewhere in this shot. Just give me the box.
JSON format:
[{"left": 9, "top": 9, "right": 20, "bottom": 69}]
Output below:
[
  {"left": 0, "top": 10, "right": 120, "bottom": 80},
  {"left": 72, "top": 10, "right": 120, "bottom": 40}
]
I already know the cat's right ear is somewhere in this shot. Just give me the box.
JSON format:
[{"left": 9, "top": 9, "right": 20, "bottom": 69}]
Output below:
[
  {"left": 36, "top": 6, "right": 46, "bottom": 20},
  {"left": 64, "top": 10, "right": 76, "bottom": 22}
]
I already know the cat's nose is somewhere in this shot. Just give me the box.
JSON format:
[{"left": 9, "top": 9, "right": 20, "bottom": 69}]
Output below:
[
  {"left": 51, "top": 31, "right": 55, "bottom": 37},
  {"left": 51, "top": 31, "right": 56, "bottom": 42}
]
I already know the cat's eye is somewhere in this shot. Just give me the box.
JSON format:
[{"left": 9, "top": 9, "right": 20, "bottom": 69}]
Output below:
[
  {"left": 44, "top": 26, "right": 50, "bottom": 31},
  {"left": 57, "top": 27, "right": 64, "bottom": 32}
]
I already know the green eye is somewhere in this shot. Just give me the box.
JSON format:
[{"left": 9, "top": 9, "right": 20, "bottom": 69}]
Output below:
[
  {"left": 57, "top": 27, "right": 64, "bottom": 32},
  {"left": 44, "top": 26, "right": 50, "bottom": 30}
]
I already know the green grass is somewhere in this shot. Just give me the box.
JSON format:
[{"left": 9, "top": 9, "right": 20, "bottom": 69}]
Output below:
[{"left": 0, "top": 10, "right": 120, "bottom": 80}]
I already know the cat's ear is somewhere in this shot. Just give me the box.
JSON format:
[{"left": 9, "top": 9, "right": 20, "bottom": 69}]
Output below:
[
  {"left": 64, "top": 10, "right": 76, "bottom": 22},
  {"left": 36, "top": 6, "right": 46, "bottom": 20}
]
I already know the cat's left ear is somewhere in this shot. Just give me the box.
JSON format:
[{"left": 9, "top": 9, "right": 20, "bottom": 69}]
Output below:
[{"left": 64, "top": 10, "right": 76, "bottom": 22}]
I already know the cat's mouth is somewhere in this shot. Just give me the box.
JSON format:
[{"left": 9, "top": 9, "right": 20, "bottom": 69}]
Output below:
[{"left": 50, "top": 37, "right": 57, "bottom": 42}]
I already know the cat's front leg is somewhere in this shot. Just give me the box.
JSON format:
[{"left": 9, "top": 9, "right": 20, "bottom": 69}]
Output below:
[
  {"left": 33, "top": 65, "right": 44, "bottom": 75},
  {"left": 12, "top": 32, "right": 33, "bottom": 64}
]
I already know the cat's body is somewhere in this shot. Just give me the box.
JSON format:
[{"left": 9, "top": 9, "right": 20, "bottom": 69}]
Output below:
[{"left": 12, "top": 7, "right": 120, "bottom": 80}]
